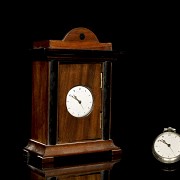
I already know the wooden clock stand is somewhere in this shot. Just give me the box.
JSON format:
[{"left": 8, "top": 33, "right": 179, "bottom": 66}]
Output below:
[{"left": 23, "top": 27, "right": 122, "bottom": 165}]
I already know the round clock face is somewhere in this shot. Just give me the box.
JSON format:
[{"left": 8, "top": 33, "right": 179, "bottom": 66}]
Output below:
[
  {"left": 152, "top": 129, "right": 180, "bottom": 164},
  {"left": 66, "top": 85, "right": 94, "bottom": 118}
]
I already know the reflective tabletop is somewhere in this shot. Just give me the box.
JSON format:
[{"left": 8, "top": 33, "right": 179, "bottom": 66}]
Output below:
[{"left": 14, "top": 150, "right": 180, "bottom": 180}]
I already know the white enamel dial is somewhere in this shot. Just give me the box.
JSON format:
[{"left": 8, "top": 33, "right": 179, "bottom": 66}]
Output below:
[
  {"left": 152, "top": 127, "right": 180, "bottom": 164},
  {"left": 66, "top": 85, "right": 93, "bottom": 118}
]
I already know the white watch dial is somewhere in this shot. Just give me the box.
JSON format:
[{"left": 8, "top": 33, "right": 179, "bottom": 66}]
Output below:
[
  {"left": 152, "top": 129, "right": 180, "bottom": 164},
  {"left": 66, "top": 85, "right": 93, "bottom": 118}
]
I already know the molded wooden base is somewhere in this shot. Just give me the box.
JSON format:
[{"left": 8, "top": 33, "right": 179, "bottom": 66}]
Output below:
[{"left": 23, "top": 139, "right": 122, "bottom": 166}]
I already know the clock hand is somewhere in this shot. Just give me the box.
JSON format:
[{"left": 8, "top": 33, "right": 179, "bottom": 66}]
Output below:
[
  {"left": 159, "top": 139, "right": 176, "bottom": 156},
  {"left": 73, "top": 95, "right": 82, "bottom": 104},
  {"left": 169, "top": 145, "right": 176, "bottom": 156},
  {"left": 159, "top": 139, "right": 170, "bottom": 146},
  {"left": 69, "top": 95, "right": 84, "bottom": 109},
  {"left": 74, "top": 95, "right": 84, "bottom": 109},
  {"left": 69, "top": 94, "right": 81, "bottom": 103}
]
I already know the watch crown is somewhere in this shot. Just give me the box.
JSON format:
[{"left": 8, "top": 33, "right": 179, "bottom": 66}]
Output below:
[{"left": 164, "top": 127, "right": 176, "bottom": 132}]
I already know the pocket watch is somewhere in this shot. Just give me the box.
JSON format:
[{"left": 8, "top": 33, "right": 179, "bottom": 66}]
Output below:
[
  {"left": 152, "top": 127, "right": 180, "bottom": 164},
  {"left": 66, "top": 85, "right": 94, "bottom": 118}
]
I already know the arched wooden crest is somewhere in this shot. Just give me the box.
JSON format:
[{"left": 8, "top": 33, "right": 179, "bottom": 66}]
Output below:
[{"left": 33, "top": 27, "right": 112, "bottom": 50}]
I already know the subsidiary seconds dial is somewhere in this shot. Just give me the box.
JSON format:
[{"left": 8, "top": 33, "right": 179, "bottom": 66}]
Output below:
[{"left": 66, "top": 85, "right": 93, "bottom": 118}]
